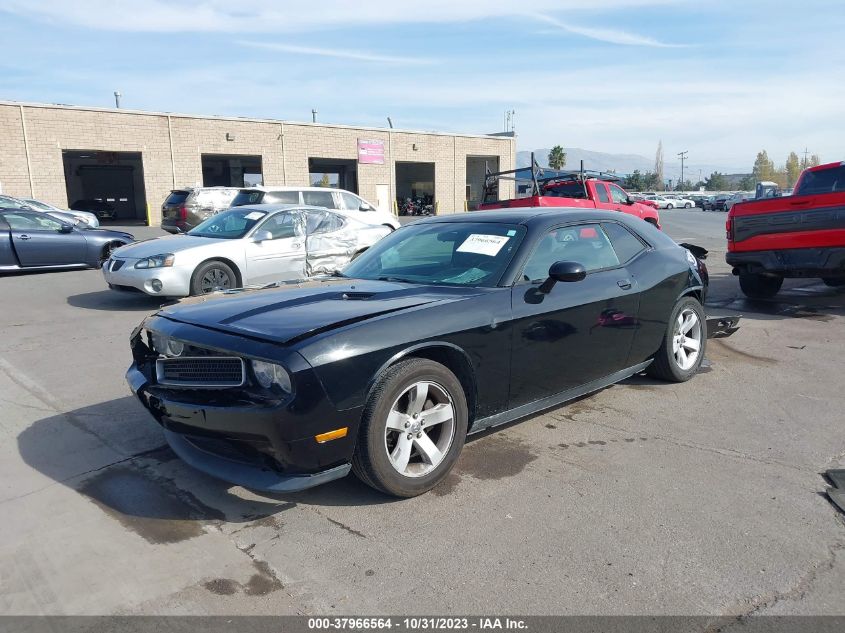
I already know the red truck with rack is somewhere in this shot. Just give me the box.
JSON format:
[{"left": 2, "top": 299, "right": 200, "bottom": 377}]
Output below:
[{"left": 726, "top": 161, "right": 845, "bottom": 298}]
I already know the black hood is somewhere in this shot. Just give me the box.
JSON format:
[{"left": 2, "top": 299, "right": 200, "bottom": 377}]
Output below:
[{"left": 157, "top": 278, "right": 486, "bottom": 345}]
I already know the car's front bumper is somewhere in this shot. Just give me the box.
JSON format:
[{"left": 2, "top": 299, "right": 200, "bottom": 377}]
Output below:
[
  {"left": 727, "top": 247, "right": 845, "bottom": 278},
  {"left": 103, "top": 259, "right": 192, "bottom": 296}
]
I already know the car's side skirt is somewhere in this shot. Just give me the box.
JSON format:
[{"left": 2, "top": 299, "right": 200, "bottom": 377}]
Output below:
[
  {"left": 469, "top": 360, "right": 653, "bottom": 435},
  {"left": 0, "top": 263, "right": 88, "bottom": 271}
]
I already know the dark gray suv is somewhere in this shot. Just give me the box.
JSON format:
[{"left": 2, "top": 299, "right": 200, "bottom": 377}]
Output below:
[{"left": 160, "top": 187, "right": 239, "bottom": 233}]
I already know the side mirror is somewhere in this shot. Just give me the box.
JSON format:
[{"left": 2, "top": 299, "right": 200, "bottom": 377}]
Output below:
[
  {"left": 625, "top": 196, "right": 635, "bottom": 205},
  {"left": 539, "top": 261, "right": 586, "bottom": 293},
  {"left": 359, "top": 203, "right": 374, "bottom": 211},
  {"left": 251, "top": 230, "right": 273, "bottom": 242},
  {"left": 59, "top": 223, "right": 73, "bottom": 233}
]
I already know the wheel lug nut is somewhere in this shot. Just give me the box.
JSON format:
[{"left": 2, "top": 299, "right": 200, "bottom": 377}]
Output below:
[
  {"left": 407, "top": 433, "right": 412, "bottom": 440},
  {"left": 404, "top": 422, "right": 410, "bottom": 428},
  {"left": 416, "top": 433, "right": 422, "bottom": 438}
]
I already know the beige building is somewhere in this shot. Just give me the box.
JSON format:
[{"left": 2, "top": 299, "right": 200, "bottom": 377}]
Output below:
[{"left": 0, "top": 101, "right": 515, "bottom": 225}]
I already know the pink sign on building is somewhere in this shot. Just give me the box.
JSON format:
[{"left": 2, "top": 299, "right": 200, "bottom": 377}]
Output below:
[{"left": 357, "top": 139, "right": 385, "bottom": 165}]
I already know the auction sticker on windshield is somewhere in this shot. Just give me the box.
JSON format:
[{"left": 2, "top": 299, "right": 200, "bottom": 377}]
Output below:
[
  {"left": 245, "top": 211, "right": 266, "bottom": 220},
  {"left": 456, "top": 234, "right": 510, "bottom": 256}
]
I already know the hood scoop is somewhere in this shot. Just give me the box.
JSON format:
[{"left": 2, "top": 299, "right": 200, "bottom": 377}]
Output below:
[{"left": 341, "top": 292, "right": 375, "bottom": 300}]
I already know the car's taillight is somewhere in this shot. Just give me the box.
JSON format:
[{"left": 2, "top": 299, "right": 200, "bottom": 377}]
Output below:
[
  {"left": 179, "top": 205, "right": 187, "bottom": 220},
  {"left": 726, "top": 217, "right": 733, "bottom": 241}
]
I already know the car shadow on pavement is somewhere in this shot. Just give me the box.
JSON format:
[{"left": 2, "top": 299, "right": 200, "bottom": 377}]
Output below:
[
  {"left": 17, "top": 396, "right": 395, "bottom": 536},
  {"left": 67, "top": 290, "right": 170, "bottom": 312}
]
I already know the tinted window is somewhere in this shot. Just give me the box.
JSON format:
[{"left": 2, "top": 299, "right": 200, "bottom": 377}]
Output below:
[
  {"left": 302, "top": 190, "right": 337, "bottom": 208},
  {"left": 522, "top": 224, "right": 620, "bottom": 281},
  {"left": 165, "top": 191, "right": 189, "bottom": 205},
  {"left": 265, "top": 191, "right": 300, "bottom": 204},
  {"left": 595, "top": 184, "right": 610, "bottom": 203},
  {"left": 609, "top": 185, "right": 629, "bottom": 204},
  {"left": 796, "top": 165, "right": 845, "bottom": 196},
  {"left": 343, "top": 222, "right": 525, "bottom": 287},
  {"left": 231, "top": 190, "right": 265, "bottom": 206},
  {"left": 603, "top": 222, "right": 646, "bottom": 263},
  {"left": 340, "top": 192, "right": 364, "bottom": 210},
  {"left": 542, "top": 182, "right": 587, "bottom": 199}
]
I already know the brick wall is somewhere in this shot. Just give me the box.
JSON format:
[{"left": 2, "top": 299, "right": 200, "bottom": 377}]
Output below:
[{"left": 0, "top": 102, "right": 515, "bottom": 224}]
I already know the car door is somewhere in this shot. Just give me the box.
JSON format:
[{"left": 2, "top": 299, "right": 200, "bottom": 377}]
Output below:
[
  {"left": 592, "top": 182, "right": 615, "bottom": 212},
  {"left": 242, "top": 211, "right": 307, "bottom": 284},
  {"left": 609, "top": 184, "right": 640, "bottom": 218},
  {"left": 3, "top": 211, "right": 86, "bottom": 266},
  {"left": 508, "top": 223, "right": 641, "bottom": 407}
]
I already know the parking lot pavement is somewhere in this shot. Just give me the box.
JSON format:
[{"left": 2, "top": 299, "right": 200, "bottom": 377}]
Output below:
[{"left": 1, "top": 210, "right": 843, "bottom": 615}]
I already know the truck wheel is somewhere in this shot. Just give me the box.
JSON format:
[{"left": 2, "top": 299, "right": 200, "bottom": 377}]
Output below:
[
  {"left": 647, "top": 296, "right": 706, "bottom": 383},
  {"left": 739, "top": 272, "right": 783, "bottom": 299},
  {"left": 822, "top": 277, "right": 845, "bottom": 287},
  {"left": 352, "top": 359, "right": 468, "bottom": 498}
]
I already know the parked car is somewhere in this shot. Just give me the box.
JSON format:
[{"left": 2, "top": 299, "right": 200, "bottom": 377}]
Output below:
[
  {"left": 724, "top": 192, "right": 755, "bottom": 212},
  {"left": 18, "top": 197, "right": 100, "bottom": 228},
  {"left": 479, "top": 175, "right": 661, "bottom": 228},
  {"left": 646, "top": 196, "right": 694, "bottom": 209},
  {"left": 727, "top": 162, "right": 845, "bottom": 298},
  {"left": 71, "top": 199, "right": 116, "bottom": 220},
  {"left": 125, "top": 208, "right": 739, "bottom": 497},
  {"left": 161, "top": 187, "right": 240, "bottom": 234},
  {"left": 104, "top": 204, "right": 391, "bottom": 297},
  {"left": 231, "top": 186, "right": 400, "bottom": 230},
  {"left": 0, "top": 209, "right": 133, "bottom": 271}
]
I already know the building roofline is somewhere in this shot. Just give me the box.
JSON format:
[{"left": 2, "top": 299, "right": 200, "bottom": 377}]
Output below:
[{"left": 0, "top": 99, "right": 513, "bottom": 142}]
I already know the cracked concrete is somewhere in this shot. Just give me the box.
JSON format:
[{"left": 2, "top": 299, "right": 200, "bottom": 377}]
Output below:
[{"left": 2, "top": 210, "right": 844, "bottom": 615}]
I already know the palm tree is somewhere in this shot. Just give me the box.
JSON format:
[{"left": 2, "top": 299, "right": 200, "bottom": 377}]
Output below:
[{"left": 548, "top": 145, "right": 567, "bottom": 170}]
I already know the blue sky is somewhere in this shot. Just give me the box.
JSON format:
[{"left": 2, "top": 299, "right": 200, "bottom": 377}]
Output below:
[{"left": 1, "top": 0, "right": 843, "bottom": 174}]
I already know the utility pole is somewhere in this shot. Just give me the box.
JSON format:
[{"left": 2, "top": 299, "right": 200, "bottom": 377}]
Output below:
[
  {"left": 503, "top": 109, "right": 515, "bottom": 133},
  {"left": 677, "top": 150, "right": 688, "bottom": 190}
]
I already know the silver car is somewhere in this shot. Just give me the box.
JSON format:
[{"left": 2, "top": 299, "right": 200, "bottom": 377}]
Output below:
[
  {"left": 103, "top": 204, "right": 392, "bottom": 297},
  {"left": 13, "top": 197, "right": 100, "bottom": 228}
]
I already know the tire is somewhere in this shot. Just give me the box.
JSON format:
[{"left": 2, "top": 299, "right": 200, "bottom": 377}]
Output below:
[
  {"left": 98, "top": 241, "right": 122, "bottom": 268},
  {"left": 190, "top": 260, "right": 237, "bottom": 296},
  {"left": 738, "top": 272, "right": 783, "bottom": 299},
  {"left": 647, "top": 296, "right": 707, "bottom": 383},
  {"left": 822, "top": 277, "right": 845, "bottom": 287},
  {"left": 352, "top": 358, "right": 468, "bottom": 498},
  {"left": 684, "top": 202, "right": 693, "bottom": 209},
  {"left": 666, "top": 204, "right": 674, "bottom": 209}
]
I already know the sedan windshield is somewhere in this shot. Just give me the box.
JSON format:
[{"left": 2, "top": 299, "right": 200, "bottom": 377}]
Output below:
[
  {"left": 342, "top": 222, "right": 525, "bottom": 287},
  {"left": 188, "top": 208, "right": 267, "bottom": 239}
]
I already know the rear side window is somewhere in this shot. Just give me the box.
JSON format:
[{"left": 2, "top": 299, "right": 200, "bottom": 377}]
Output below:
[
  {"left": 302, "top": 190, "right": 338, "bottom": 208},
  {"left": 542, "top": 182, "right": 588, "bottom": 199},
  {"left": 165, "top": 191, "right": 189, "bottom": 205},
  {"left": 603, "top": 222, "right": 647, "bottom": 263},
  {"left": 265, "top": 191, "right": 300, "bottom": 204},
  {"left": 796, "top": 165, "right": 845, "bottom": 196},
  {"left": 595, "top": 184, "right": 610, "bottom": 203},
  {"left": 340, "top": 192, "right": 364, "bottom": 210}
]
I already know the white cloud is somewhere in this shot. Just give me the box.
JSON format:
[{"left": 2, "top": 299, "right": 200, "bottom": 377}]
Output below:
[
  {"left": 237, "top": 41, "right": 434, "bottom": 65},
  {"left": 530, "top": 13, "right": 688, "bottom": 47}
]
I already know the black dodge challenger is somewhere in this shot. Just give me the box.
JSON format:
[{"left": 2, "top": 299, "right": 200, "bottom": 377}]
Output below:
[{"left": 127, "top": 209, "right": 736, "bottom": 497}]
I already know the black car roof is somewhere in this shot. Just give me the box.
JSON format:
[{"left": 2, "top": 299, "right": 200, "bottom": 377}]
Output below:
[{"left": 413, "top": 208, "right": 640, "bottom": 228}]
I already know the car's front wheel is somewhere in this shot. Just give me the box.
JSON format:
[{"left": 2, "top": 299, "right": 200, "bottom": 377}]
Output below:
[
  {"left": 352, "top": 358, "right": 468, "bottom": 497},
  {"left": 647, "top": 296, "right": 707, "bottom": 382},
  {"left": 684, "top": 202, "right": 693, "bottom": 208},
  {"left": 191, "top": 260, "right": 237, "bottom": 295}
]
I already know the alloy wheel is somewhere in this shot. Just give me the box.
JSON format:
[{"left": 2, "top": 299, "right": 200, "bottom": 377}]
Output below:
[
  {"left": 200, "top": 268, "right": 233, "bottom": 293},
  {"left": 672, "top": 308, "right": 702, "bottom": 370},
  {"left": 384, "top": 381, "right": 456, "bottom": 478}
]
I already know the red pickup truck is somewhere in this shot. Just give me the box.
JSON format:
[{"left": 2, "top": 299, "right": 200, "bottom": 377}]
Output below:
[
  {"left": 727, "top": 161, "right": 845, "bottom": 298},
  {"left": 479, "top": 171, "right": 661, "bottom": 228}
]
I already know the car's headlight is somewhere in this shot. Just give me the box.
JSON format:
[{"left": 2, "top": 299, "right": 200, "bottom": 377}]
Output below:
[
  {"left": 251, "top": 360, "right": 292, "bottom": 393},
  {"left": 135, "top": 253, "right": 174, "bottom": 269},
  {"left": 148, "top": 331, "right": 185, "bottom": 356}
]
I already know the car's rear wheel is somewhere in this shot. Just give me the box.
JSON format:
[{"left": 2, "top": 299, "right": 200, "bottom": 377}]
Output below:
[
  {"left": 739, "top": 272, "right": 783, "bottom": 299},
  {"left": 666, "top": 203, "right": 674, "bottom": 209},
  {"left": 647, "top": 296, "right": 706, "bottom": 383},
  {"left": 822, "top": 277, "right": 845, "bottom": 287},
  {"left": 684, "top": 202, "right": 693, "bottom": 208},
  {"left": 191, "top": 260, "right": 237, "bottom": 295},
  {"left": 352, "top": 359, "right": 468, "bottom": 497}
]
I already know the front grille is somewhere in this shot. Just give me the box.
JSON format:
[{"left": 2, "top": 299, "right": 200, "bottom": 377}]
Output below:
[
  {"left": 156, "top": 356, "right": 245, "bottom": 387},
  {"left": 110, "top": 259, "right": 125, "bottom": 272}
]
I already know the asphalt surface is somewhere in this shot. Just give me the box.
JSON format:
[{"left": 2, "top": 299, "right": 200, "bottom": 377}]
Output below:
[{"left": 1, "top": 208, "right": 843, "bottom": 616}]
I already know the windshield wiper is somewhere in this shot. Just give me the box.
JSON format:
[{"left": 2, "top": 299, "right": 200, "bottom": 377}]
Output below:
[
  {"left": 328, "top": 270, "right": 346, "bottom": 277},
  {"left": 377, "top": 276, "right": 415, "bottom": 283}
]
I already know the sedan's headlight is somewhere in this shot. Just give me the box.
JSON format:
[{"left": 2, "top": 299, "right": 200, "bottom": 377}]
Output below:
[
  {"left": 148, "top": 331, "right": 185, "bottom": 356},
  {"left": 135, "top": 253, "right": 175, "bottom": 269},
  {"left": 251, "top": 360, "right": 292, "bottom": 393}
]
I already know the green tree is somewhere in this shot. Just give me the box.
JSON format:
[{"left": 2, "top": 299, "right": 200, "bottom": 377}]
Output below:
[
  {"left": 548, "top": 145, "right": 567, "bottom": 170},
  {"left": 752, "top": 150, "right": 775, "bottom": 182},
  {"left": 642, "top": 171, "right": 661, "bottom": 190},
  {"left": 785, "top": 152, "right": 801, "bottom": 187},
  {"left": 705, "top": 171, "right": 729, "bottom": 191},
  {"left": 315, "top": 173, "right": 330, "bottom": 188},
  {"left": 738, "top": 175, "right": 757, "bottom": 191},
  {"left": 623, "top": 170, "right": 645, "bottom": 191},
  {"left": 809, "top": 154, "right": 821, "bottom": 167}
]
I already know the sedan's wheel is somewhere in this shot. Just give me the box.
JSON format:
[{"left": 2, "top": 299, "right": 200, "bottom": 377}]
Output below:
[
  {"left": 646, "top": 296, "right": 707, "bottom": 382},
  {"left": 738, "top": 272, "right": 783, "bottom": 299},
  {"left": 98, "top": 241, "right": 121, "bottom": 268},
  {"left": 352, "top": 359, "right": 468, "bottom": 497},
  {"left": 666, "top": 203, "right": 674, "bottom": 209},
  {"left": 684, "top": 202, "right": 693, "bottom": 208},
  {"left": 191, "top": 261, "right": 237, "bottom": 296}
]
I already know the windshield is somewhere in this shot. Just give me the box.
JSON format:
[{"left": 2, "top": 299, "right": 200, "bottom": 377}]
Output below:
[
  {"left": 796, "top": 165, "right": 845, "bottom": 196},
  {"left": 342, "top": 222, "right": 525, "bottom": 287},
  {"left": 187, "top": 208, "right": 267, "bottom": 239}
]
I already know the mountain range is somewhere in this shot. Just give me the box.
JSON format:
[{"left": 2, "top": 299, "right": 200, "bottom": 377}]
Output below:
[{"left": 517, "top": 148, "right": 747, "bottom": 184}]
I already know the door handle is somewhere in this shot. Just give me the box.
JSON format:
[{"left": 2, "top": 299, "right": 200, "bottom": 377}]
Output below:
[
  {"left": 18, "top": 234, "right": 31, "bottom": 240},
  {"left": 617, "top": 279, "right": 632, "bottom": 290}
]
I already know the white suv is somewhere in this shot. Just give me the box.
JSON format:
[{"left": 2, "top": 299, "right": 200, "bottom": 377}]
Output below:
[{"left": 232, "top": 186, "right": 400, "bottom": 230}]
